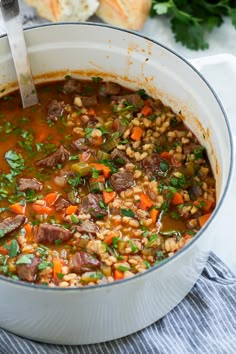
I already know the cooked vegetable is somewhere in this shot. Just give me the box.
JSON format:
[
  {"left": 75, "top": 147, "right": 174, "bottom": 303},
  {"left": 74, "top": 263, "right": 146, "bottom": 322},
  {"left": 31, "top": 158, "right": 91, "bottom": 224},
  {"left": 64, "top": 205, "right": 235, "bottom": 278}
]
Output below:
[
  {"left": 71, "top": 162, "right": 91, "bottom": 176},
  {"left": 9, "top": 202, "right": 26, "bottom": 215},
  {"left": 150, "top": 208, "right": 159, "bottom": 224},
  {"left": 114, "top": 269, "right": 124, "bottom": 281},
  {"left": 141, "top": 105, "right": 152, "bottom": 117},
  {"left": 198, "top": 213, "right": 212, "bottom": 227},
  {"left": 171, "top": 192, "right": 184, "bottom": 205},
  {"left": 103, "top": 191, "right": 116, "bottom": 204},
  {"left": 101, "top": 137, "right": 119, "bottom": 152},
  {"left": 139, "top": 193, "right": 153, "bottom": 210},
  {"left": 131, "top": 127, "right": 143, "bottom": 141}
]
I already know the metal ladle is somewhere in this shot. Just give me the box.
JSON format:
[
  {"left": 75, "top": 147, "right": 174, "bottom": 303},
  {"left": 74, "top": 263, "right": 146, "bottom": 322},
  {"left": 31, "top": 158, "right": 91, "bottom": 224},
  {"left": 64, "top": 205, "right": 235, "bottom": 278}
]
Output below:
[{"left": 0, "top": 0, "right": 38, "bottom": 108}]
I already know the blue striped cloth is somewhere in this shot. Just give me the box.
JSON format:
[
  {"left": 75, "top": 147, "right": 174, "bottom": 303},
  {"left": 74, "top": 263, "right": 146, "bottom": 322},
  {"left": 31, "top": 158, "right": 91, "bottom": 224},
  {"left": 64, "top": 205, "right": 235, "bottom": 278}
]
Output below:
[{"left": 1, "top": 252, "right": 236, "bottom": 354}]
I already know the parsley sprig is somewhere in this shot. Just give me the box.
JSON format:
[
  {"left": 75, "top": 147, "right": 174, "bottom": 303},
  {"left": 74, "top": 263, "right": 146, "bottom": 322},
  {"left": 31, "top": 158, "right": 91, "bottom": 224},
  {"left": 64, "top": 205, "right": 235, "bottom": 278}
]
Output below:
[{"left": 151, "top": 0, "right": 236, "bottom": 50}]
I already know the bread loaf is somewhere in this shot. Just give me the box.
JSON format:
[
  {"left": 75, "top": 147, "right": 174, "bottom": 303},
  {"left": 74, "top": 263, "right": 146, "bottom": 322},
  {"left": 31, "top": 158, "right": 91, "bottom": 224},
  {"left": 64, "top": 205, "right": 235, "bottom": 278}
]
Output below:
[
  {"left": 96, "top": 0, "right": 151, "bottom": 30},
  {"left": 24, "top": 0, "right": 151, "bottom": 30},
  {"left": 24, "top": 0, "right": 99, "bottom": 22}
]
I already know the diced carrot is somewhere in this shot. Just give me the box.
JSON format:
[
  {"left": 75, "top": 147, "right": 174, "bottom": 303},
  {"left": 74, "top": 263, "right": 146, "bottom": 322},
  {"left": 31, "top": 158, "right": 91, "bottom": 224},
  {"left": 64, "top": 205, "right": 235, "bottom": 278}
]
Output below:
[
  {"left": 141, "top": 105, "right": 152, "bottom": 117},
  {"left": 88, "top": 108, "right": 96, "bottom": 116},
  {"left": 89, "top": 135, "right": 103, "bottom": 147},
  {"left": 90, "top": 175, "right": 106, "bottom": 183},
  {"left": 171, "top": 192, "right": 184, "bottom": 205},
  {"left": 24, "top": 223, "right": 32, "bottom": 235},
  {"left": 9, "top": 202, "right": 25, "bottom": 215},
  {"left": 150, "top": 208, "right": 159, "bottom": 224},
  {"left": 183, "top": 234, "right": 193, "bottom": 241},
  {"left": 89, "top": 163, "right": 111, "bottom": 178},
  {"left": 131, "top": 127, "right": 143, "bottom": 141},
  {"left": 103, "top": 191, "right": 116, "bottom": 204},
  {"left": 113, "top": 218, "right": 121, "bottom": 226},
  {"left": 53, "top": 258, "right": 62, "bottom": 279},
  {"left": 43, "top": 192, "right": 59, "bottom": 206},
  {"left": 114, "top": 270, "right": 124, "bottom": 281},
  {"left": 198, "top": 213, "right": 212, "bottom": 227},
  {"left": 194, "top": 199, "right": 213, "bottom": 212},
  {"left": 171, "top": 156, "right": 182, "bottom": 167},
  {"left": 139, "top": 192, "right": 153, "bottom": 210},
  {"left": 79, "top": 151, "right": 91, "bottom": 162},
  {"left": 0, "top": 240, "right": 12, "bottom": 255},
  {"left": 160, "top": 151, "right": 171, "bottom": 160},
  {"left": 32, "top": 201, "right": 54, "bottom": 215},
  {"left": 65, "top": 205, "right": 78, "bottom": 215},
  {"left": 121, "top": 255, "right": 128, "bottom": 261},
  {"left": 104, "top": 233, "right": 115, "bottom": 246}
]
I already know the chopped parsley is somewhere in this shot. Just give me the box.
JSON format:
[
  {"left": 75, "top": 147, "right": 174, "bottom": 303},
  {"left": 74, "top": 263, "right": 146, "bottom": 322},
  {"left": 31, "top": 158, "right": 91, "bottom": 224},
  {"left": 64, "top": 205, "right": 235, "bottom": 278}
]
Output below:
[
  {"left": 38, "top": 261, "right": 53, "bottom": 270},
  {"left": 146, "top": 234, "right": 158, "bottom": 248},
  {"left": 8, "top": 240, "right": 19, "bottom": 258},
  {"left": 117, "top": 265, "right": 130, "bottom": 272},
  {"left": 5, "top": 150, "right": 25, "bottom": 172},
  {"left": 121, "top": 209, "right": 135, "bottom": 218},
  {"left": 16, "top": 254, "right": 34, "bottom": 265},
  {"left": 92, "top": 77, "right": 103, "bottom": 83}
]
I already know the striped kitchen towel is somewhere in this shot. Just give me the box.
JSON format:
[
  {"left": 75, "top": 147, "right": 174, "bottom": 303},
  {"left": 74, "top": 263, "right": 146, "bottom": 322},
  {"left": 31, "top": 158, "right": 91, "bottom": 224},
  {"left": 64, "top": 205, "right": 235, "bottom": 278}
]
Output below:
[{"left": 0, "top": 252, "right": 236, "bottom": 354}]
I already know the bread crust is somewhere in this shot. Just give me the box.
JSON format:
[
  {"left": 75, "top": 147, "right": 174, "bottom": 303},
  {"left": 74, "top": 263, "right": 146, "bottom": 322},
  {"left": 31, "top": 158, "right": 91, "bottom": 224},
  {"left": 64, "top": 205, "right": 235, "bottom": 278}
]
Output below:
[
  {"left": 24, "top": 0, "right": 99, "bottom": 22},
  {"left": 96, "top": 0, "right": 151, "bottom": 30}
]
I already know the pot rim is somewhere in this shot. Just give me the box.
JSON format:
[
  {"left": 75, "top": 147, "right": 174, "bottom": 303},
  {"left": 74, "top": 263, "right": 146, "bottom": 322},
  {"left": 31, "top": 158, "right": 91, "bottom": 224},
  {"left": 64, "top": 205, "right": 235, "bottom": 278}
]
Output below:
[{"left": 0, "top": 22, "right": 234, "bottom": 291}]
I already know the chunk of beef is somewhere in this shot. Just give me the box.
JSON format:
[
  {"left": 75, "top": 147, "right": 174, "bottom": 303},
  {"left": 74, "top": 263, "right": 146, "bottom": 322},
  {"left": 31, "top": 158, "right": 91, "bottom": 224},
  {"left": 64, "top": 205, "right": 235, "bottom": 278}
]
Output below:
[
  {"left": 188, "top": 183, "right": 203, "bottom": 198},
  {"left": 71, "top": 138, "right": 88, "bottom": 151},
  {"left": 76, "top": 220, "right": 99, "bottom": 236},
  {"left": 16, "top": 255, "right": 40, "bottom": 282},
  {"left": 112, "top": 94, "right": 143, "bottom": 110},
  {"left": 141, "top": 154, "right": 169, "bottom": 178},
  {"left": 87, "top": 116, "right": 99, "bottom": 128},
  {"left": 69, "top": 251, "right": 100, "bottom": 273},
  {"left": 110, "top": 171, "right": 134, "bottom": 192},
  {"left": 36, "top": 145, "right": 70, "bottom": 168},
  {"left": 54, "top": 197, "right": 71, "bottom": 212},
  {"left": 111, "top": 148, "right": 132, "bottom": 165},
  {"left": 82, "top": 194, "right": 107, "bottom": 219},
  {"left": 63, "top": 79, "right": 81, "bottom": 94},
  {"left": 18, "top": 178, "right": 42, "bottom": 192},
  {"left": 149, "top": 98, "right": 164, "bottom": 111},
  {"left": 0, "top": 215, "right": 26, "bottom": 238},
  {"left": 182, "top": 143, "right": 202, "bottom": 156},
  {"left": 112, "top": 118, "right": 126, "bottom": 135},
  {"left": 99, "top": 82, "right": 121, "bottom": 96},
  {"left": 47, "top": 100, "right": 64, "bottom": 122},
  {"left": 34, "top": 223, "right": 73, "bottom": 244},
  {"left": 81, "top": 96, "right": 98, "bottom": 107}
]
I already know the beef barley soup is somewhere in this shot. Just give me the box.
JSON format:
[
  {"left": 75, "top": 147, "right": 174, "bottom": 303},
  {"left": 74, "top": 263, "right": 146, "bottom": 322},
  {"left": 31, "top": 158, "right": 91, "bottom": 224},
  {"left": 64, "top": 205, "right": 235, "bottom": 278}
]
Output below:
[{"left": 0, "top": 77, "right": 216, "bottom": 287}]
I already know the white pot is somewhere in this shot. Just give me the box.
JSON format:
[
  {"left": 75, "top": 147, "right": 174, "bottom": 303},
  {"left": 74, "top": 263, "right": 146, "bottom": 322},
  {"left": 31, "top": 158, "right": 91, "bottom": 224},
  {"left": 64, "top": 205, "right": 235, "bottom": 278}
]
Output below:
[{"left": 0, "top": 23, "right": 234, "bottom": 345}]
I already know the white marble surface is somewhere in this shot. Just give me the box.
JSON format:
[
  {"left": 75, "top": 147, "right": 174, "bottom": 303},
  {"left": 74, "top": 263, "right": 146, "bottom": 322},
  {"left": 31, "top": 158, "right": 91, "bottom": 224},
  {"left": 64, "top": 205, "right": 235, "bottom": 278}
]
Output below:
[
  {"left": 0, "top": 4, "right": 236, "bottom": 272},
  {"left": 142, "top": 16, "right": 236, "bottom": 59},
  {"left": 190, "top": 54, "right": 236, "bottom": 273}
]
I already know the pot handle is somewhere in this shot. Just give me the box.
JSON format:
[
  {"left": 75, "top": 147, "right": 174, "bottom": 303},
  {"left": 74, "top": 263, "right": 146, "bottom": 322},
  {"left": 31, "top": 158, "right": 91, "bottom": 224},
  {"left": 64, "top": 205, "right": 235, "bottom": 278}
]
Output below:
[{"left": 190, "top": 54, "right": 236, "bottom": 150}]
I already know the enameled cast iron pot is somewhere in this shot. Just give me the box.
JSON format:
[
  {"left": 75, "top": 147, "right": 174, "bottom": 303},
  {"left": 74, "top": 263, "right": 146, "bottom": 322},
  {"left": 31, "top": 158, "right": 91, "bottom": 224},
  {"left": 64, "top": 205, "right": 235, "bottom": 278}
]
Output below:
[{"left": 0, "top": 23, "right": 234, "bottom": 345}]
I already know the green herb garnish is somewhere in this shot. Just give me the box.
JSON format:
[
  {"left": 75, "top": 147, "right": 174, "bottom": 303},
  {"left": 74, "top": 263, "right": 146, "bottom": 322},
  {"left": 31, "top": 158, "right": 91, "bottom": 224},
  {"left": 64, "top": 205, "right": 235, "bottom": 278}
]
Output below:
[
  {"left": 16, "top": 254, "right": 34, "bottom": 265},
  {"left": 121, "top": 209, "right": 135, "bottom": 218}
]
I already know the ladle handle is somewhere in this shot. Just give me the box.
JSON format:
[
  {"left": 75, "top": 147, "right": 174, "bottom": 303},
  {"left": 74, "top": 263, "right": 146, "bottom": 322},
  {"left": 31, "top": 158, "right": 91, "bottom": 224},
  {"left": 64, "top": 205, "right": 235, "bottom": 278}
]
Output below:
[{"left": 0, "top": 0, "right": 38, "bottom": 107}]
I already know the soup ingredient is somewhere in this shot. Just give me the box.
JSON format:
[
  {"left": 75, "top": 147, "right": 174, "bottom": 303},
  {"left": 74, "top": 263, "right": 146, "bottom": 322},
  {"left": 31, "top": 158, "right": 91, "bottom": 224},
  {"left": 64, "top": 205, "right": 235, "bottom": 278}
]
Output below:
[
  {"left": 0, "top": 78, "right": 215, "bottom": 287},
  {"left": 151, "top": 0, "right": 236, "bottom": 50}
]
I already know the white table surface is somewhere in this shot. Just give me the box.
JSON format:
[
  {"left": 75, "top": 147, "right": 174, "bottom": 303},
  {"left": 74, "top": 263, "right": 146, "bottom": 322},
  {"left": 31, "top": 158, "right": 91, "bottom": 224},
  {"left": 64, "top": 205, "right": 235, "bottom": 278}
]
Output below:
[{"left": 0, "top": 3, "right": 236, "bottom": 272}]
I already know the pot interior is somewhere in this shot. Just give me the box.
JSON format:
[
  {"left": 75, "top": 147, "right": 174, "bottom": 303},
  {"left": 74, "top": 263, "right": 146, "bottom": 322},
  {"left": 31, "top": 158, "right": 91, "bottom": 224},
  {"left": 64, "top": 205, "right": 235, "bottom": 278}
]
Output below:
[{"left": 0, "top": 23, "right": 233, "bottom": 204}]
